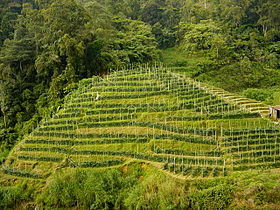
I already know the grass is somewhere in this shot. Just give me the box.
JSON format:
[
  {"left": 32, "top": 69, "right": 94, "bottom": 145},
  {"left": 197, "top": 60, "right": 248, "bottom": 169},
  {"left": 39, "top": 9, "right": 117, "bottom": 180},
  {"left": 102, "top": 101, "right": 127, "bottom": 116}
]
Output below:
[
  {"left": 76, "top": 126, "right": 179, "bottom": 135},
  {"left": 241, "top": 86, "right": 280, "bottom": 106},
  {"left": 152, "top": 138, "right": 216, "bottom": 149},
  {"left": 160, "top": 47, "right": 210, "bottom": 78}
]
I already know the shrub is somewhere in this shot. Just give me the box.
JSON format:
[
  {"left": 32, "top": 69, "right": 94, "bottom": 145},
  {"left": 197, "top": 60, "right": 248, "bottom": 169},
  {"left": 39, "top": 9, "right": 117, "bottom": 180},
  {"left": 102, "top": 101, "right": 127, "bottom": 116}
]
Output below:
[
  {"left": 189, "top": 184, "right": 233, "bottom": 210},
  {"left": 0, "top": 183, "right": 30, "bottom": 209},
  {"left": 40, "top": 167, "right": 141, "bottom": 209},
  {"left": 242, "top": 88, "right": 272, "bottom": 102},
  {"left": 123, "top": 173, "right": 189, "bottom": 210}
]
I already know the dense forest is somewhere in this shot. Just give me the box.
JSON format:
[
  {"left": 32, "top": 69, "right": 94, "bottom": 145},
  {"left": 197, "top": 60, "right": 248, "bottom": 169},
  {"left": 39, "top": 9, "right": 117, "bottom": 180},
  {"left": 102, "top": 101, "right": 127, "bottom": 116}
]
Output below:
[{"left": 0, "top": 0, "right": 280, "bottom": 172}]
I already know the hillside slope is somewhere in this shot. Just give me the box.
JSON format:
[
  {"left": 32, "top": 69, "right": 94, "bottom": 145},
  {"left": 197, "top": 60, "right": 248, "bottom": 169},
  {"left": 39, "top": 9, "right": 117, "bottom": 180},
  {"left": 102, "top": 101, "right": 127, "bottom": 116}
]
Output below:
[{"left": 2, "top": 66, "right": 279, "bottom": 181}]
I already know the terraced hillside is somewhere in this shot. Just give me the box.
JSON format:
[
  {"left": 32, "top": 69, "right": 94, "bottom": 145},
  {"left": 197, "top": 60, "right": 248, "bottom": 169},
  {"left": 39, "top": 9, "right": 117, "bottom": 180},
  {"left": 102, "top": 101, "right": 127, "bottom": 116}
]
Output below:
[{"left": 2, "top": 66, "right": 278, "bottom": 180}]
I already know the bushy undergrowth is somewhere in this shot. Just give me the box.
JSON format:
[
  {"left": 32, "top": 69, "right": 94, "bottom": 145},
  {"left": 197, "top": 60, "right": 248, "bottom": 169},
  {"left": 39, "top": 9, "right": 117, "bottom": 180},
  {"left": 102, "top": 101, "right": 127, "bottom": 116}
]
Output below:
[
  {"left": 1, "top": 164, "right": 280, "bottom": 209},
  {"left": 39, "top": 165, "right": 143, "bottom": 209},
  {"left": 242, "top": 87, "right": 280, "bottom": 105},
  {"left": 189, "top": 184, "right": 233, "bottom": 210},
  {"left": 0, "top": 128, "right": 19, "bottom": 164},
  {"left": 0, "top": 182, "right": 31, "bottom": 209},
  {"left": 37, "top": 164, "right": 235, "bottom": 210}
]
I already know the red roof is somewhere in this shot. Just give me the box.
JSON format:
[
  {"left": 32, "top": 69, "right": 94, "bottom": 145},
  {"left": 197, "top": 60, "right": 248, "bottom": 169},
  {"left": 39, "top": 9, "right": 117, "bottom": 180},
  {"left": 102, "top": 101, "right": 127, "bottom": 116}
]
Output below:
[{"left": 270, "top": 105, "right": 280, "bottom": 110}]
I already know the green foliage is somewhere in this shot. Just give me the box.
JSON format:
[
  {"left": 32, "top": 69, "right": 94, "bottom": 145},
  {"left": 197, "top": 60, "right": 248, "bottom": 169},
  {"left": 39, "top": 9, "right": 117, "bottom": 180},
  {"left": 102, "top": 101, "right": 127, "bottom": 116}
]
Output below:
[
  {"left": 70, "top": 159, "right": 124, "bottom": 168},
  {"left": 0, "top": 183, "right": 31, "bottom": 209},
  {"left": 123, "top": 172, "right": 189, "bottom": 209},
  {"left": 0, "top": 0, "right": 22, "bottom": 46},
  {"left": 242, "top": 88, "right": 273, "bottom": 102},
  {"left": 110, "top": 17, "right": 159, "bottom": 63},
  {"left": 1, "top": 163, "right": 280, "bottom": 209},
  {"left": 188, "top": 181, "right": 233, "bottom": 209},
  {"left": 3, "top": 168, "right": 41, "bottom": 179},
  {"left": 0, "top": 0, "right": 160, "bottom": 134},
  {"left": 40, "top": 166, "right": 143, "bottom": 209},
  {"left": 182, "top": 20, "right": 226, "bottom": 54},
  {"left": 241, "top": 86, "right": 280, "bottom": 105},
  {"left": 38, "top": 165, "right": 190, "bottom": 209},
  {"left": 161, "top": 47, "right": 188, "bottom": 67},
  {"left": 91, "top": 0, "right": 182, "bottom": 49},
  {"left": 159, "top": 0, "right": 280, "bottom": 92},
  {"left": 0, "top": 128, "right": 18, "bottom": 163}
]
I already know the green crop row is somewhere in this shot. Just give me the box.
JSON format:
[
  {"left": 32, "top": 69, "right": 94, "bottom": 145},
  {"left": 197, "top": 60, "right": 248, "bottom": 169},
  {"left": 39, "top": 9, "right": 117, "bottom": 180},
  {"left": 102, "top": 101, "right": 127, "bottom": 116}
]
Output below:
[
  {"left": 64, "top": 103, "right": 93, "bottom": 109},
  {"left": 223, "top": 133, "right": 280, "bottom": 141},
  {"left": 32, "top": 132, "right": 76, "bottom": 138},
  {"left": 110, "top": 68, "right": 164, "bottom": 75},
  {"left": 19, "top": 146, "right": 224, "bottom": 165},
  {"left": 84, "top": 106, "right": 180, "bottom": 115},
  {"left": 233, "top": 155, "right": 280, "bottom": 165},
  {"left": 38, "top": 125, "right": 74, "bottom": 132},
  {"left": 222, "top": 127, "right": 279, "bottom": 135},
  {"left": 224, "top": 137, "right": 280, "bottom": 147},
  {"left": 134, "top": 121, "right": 216, "bottom": 137},
  {"left": 2, "top": 168, "right": 41, "bottom": 179},
  {"left": 63, "top": 103, "right": 170, "bottom": 114},
  {"left": 69, "top": 159, "right": 124, "bottom": 168},
  {"left": 17, "top": 155, "right": 62, "bottom": 162},
  {"left": 71, "top": 150, "right": 224, "bottom": 165},
  {"left": 44, "top": 114, "right": 138, "bottom": 126},
  {"left": 164, "top": 83, "right": 190, "bottom": 90},
  {"left": 180, "top": 92, "right": 211, "bottom": 100},
  {"left": 53, "top": 113, "right": 83, "bottom": 119},
  {"left": 153, "top": 147, "right": 222, "bottom": 157},
  {"left": 233, "top": 161, "right": 280, "bottom": 171},
  {"left": 79, "top": 121, "right": 134, "bottom": 128},
  {"left": 79, "top": 121, "right": 216, "bottom": 139},
  {"left": 31, "top": 132, "right": 215, "bottom": 145},
  {"left": 226, "top": 141, "right": 280, "bottom": 150},
  {"left": 171, "top": 86, "right": 201, "bottom": 92},
  {"left": 89, "top": 82, "right": 159, "bottom": 87},
  {"left": 232, "top": 148, "right": 280, "bottom": 158},
  {"left": 110, "top": 69, "right": 168, "bottom": 77},
  {"left": 183, "top": 98, "right": 224, "bottom": 109},
  {"left": 39, "top": 121, "right": 135, "bottom": 131},
  {"left": 71, "top": 90, "right": 169, "bottom": 103},
  {"left": 43, "top": 119, "right": 80, "bottom": 126},
  {"left": 171, "top": 89, "right": 203, "bottom": 97},
  {"left": 194, "top": 102, "right": 236, "bottom": 113},
  {"left": 227, "top": 142, "right": 280, "bottom": 153},
  {"left": 94, "top": 103, "right": 166, "bottom": 109},
  {"left": 87, "top": 86, "right": 163, "bottom": 92},
  {"left": 180, "top": 95, "right": 214, "bottom": 103},
  {"left": 25, "top": 138, "right": 149, "bottom": 146},
  {"left": 63, "top": 108, "right": 86, "bottom": 114},
  {"left": 163, "top": 164, "right": 222, "bottom": 177},
  {"left": 109, "top": 75, "right": 172, "bottom": 82},
  {"left": 20, "top": 146, "right": 68, "bottom": 153},
  {"left": 71, "top": 85, "right": 207, "bottom": 105},
  {"left": 107, "top": 76, "right": 155, "bottom": 82},
  {"left": 169, "top": 112, "right": 259, "bottom": 122},
  {"left": 25, "top": 139, "right": 71, "bottom": 145},
  {"left": 85, "top": 114, "right": 137, "bottom": 122}
]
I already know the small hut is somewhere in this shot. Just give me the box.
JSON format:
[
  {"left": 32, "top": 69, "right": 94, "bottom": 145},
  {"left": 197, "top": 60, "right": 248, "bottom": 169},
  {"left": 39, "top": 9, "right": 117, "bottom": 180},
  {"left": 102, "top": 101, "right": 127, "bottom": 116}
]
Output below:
[{"left": 269, "top": 106, "right": 280, "bottom": 120}]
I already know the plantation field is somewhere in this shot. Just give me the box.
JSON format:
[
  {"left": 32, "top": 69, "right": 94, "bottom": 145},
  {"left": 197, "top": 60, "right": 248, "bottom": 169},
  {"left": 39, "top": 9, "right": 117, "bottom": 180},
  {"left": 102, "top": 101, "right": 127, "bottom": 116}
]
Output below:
[{"left": 1, "top": 66, "right": 278, "bottom": 181}]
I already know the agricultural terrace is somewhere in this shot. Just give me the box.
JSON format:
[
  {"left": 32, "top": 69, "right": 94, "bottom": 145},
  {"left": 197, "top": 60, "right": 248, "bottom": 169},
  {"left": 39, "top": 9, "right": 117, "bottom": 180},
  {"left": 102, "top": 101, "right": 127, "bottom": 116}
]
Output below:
[{"left": 2, "top": 65, "right": 278, "bottom": 180}]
